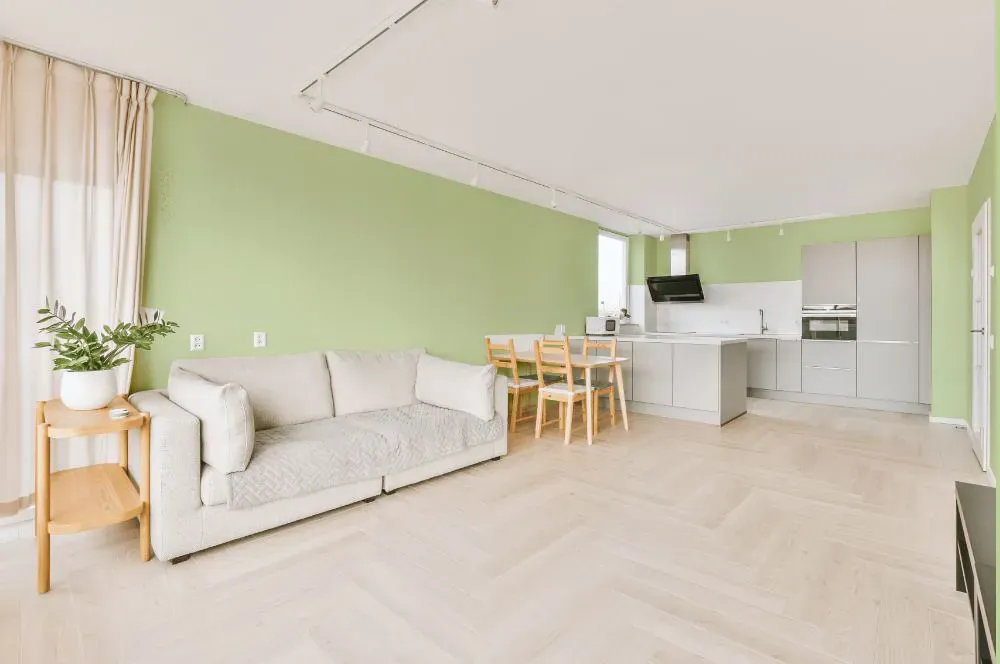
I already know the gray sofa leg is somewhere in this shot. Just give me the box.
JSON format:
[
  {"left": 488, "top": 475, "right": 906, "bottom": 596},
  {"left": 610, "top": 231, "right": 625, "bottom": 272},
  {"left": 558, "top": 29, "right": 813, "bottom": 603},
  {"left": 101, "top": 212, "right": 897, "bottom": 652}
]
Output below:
[
  {"left": 169, "top": 554, "right": 191, "bottom": 565},
  {"left": 363, "top": 496, "right": 378, "bottom": 503},
  {"left": 383, "top": 488, "right": 397, "bottom": 496}
]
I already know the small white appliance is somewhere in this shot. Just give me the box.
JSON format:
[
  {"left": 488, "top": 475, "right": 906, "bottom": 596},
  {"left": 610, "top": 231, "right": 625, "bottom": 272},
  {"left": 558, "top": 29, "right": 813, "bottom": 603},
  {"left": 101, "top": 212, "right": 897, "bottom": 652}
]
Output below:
[{"left": 586, "top": 316, "right": 620, "bottom": 336}]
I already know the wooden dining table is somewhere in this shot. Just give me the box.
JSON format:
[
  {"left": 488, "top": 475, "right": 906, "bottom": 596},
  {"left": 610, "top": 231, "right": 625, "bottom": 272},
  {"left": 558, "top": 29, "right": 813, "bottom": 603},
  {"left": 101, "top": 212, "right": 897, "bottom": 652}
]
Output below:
[{"left": 497, "top": 350, "right": 630, "bottom": 445}]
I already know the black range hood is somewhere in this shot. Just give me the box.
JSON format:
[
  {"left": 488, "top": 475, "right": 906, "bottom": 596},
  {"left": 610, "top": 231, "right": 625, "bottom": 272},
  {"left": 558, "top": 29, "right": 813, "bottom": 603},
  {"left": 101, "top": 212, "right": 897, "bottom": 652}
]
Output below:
[{"left": 646, "top": 274, "right": 705, "bottom": 303}]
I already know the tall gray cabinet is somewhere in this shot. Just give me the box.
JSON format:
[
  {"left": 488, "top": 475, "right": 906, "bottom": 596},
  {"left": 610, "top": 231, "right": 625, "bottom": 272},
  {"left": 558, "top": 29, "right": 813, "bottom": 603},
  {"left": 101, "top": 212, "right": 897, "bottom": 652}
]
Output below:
[
  {"left": 856, "top": 236, "right": 920, "bottom": 403},
  {"left": 802, "top": 242, "right": 857, "bottom": 305}
]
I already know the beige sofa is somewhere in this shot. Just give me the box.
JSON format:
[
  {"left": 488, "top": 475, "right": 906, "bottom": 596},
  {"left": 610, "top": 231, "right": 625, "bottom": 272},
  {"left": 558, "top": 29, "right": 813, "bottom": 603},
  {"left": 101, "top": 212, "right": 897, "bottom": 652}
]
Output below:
[{"left": 128, "top": 350, "right": 507, "bottom": 562}]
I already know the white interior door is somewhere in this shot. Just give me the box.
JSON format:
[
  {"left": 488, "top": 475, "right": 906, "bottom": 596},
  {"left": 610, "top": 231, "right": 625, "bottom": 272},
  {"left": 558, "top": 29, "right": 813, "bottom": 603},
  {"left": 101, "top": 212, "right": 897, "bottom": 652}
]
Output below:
[{"left": 971, "top": 200, "right": 991, "bottom": 471}]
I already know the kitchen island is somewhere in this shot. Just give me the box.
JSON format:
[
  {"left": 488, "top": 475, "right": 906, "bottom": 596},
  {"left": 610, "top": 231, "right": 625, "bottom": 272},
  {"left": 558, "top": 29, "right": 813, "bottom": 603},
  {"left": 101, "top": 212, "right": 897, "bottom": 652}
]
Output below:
[{"left": 585, "top": 335, "right": 748, "bottom": 426}]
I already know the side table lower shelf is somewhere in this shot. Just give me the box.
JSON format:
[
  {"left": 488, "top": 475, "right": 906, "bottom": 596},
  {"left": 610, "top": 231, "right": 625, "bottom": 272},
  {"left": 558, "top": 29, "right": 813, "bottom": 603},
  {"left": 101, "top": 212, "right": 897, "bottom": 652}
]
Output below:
[{"left": 48, "top": 464, "right": 143, "bottom": 535}]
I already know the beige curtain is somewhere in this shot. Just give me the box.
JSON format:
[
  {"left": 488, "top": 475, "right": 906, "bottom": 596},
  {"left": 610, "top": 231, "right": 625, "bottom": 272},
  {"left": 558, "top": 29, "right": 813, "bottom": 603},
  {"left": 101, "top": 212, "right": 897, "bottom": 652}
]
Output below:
[{"left": 0, "top": 43, "right": 156, "bottom": 517}]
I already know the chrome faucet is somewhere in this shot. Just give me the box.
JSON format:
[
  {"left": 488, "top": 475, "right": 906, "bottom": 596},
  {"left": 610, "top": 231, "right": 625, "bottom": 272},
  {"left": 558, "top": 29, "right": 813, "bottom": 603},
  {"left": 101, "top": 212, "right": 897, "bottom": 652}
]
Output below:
[{"left": 759, "top": 309, "right": 768, "bottom": 335}]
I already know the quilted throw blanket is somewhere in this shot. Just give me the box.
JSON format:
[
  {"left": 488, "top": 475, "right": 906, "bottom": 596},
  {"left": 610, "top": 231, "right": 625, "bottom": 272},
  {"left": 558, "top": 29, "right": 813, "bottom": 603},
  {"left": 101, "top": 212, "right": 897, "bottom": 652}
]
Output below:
[{"left": 227, "top": 404, "right": 503, "bottom": 509}]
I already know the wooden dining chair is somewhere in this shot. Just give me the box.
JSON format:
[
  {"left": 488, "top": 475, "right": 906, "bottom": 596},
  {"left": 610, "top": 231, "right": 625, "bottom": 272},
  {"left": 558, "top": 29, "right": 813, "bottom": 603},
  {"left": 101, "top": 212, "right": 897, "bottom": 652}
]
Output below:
[
  {"left": 533, "top": 338, "right": 592, "bottom": 445},
  {"left": 581, "top": 337, "right": 617, "bottom": 434},
  {"left": 485, "top": 338, "right": 538, "bottom": 433}
]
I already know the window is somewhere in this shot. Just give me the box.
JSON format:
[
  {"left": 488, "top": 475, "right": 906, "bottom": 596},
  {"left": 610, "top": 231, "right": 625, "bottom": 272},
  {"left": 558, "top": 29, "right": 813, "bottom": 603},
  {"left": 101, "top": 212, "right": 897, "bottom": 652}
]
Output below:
[{"left": 597, "top": 231, "right": 628, "bottom": 316}]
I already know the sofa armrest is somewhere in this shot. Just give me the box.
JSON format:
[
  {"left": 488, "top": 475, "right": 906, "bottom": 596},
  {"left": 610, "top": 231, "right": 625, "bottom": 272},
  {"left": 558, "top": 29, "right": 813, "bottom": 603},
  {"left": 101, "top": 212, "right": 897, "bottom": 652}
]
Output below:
[
  {"left": 129, "top": 389, "right": 203, "bottom": 560},
  {"left": 493, "top": 374, "right": 508, "bottom": 426}
]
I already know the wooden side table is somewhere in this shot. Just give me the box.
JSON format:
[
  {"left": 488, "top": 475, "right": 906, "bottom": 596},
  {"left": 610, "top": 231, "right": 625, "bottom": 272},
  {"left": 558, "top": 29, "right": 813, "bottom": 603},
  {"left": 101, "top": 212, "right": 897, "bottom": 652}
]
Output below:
[{"left": 35, "top": 395, "right": 151, "bottom": 593}]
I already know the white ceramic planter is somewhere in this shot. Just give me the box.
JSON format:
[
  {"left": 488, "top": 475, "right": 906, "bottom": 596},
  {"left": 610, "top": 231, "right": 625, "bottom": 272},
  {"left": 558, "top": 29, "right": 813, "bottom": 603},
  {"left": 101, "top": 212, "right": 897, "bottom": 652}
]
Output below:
[{"left": 60, "top": 369, "right": 117, "bottom": 411}]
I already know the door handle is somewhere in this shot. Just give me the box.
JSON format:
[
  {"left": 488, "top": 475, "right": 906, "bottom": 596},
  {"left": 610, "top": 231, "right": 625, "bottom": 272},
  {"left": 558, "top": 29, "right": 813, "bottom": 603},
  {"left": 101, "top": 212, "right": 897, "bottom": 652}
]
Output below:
[{"left": 971, "top": 329, "right": 986, "bottom": 334}]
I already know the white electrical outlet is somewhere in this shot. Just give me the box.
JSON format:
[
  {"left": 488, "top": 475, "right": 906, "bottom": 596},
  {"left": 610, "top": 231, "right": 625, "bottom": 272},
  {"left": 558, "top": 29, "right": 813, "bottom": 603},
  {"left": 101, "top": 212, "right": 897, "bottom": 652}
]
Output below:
[
  {"left": 253, "top": 331, "right": 266, "bottom": 348},
  {"left": 190, "top": 334, "right": 204, "bottom": 351}
]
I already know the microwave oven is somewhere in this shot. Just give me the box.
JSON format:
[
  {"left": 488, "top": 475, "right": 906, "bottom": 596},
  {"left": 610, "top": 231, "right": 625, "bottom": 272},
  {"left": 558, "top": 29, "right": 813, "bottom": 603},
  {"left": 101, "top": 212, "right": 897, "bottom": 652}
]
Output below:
[
  {"left": 800, "top": 305, "right": 857, "bottom": 341},
  {"left": 586, "top": 317, "right": 620, "bottom": 336}
]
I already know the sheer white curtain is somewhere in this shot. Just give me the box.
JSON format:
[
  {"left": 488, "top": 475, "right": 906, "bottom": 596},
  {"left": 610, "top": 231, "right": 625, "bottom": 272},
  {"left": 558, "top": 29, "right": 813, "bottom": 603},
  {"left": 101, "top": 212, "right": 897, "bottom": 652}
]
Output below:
[{"left": 0, "top": 43, "right": 156, "bottom": 517}]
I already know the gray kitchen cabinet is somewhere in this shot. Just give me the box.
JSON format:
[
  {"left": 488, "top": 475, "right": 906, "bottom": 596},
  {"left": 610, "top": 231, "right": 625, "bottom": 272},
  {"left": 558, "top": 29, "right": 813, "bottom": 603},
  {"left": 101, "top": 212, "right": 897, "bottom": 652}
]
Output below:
[
  {"left": 776, "top": 340, "right": 802, "bottom": 392},
  {"left": 747, "top": 339, "right": 777, "bottom": 390},
  {"left": 672, "top": 344, "right": 720, "bottom": 411},
  {"left": 918, "top": 235, "right": 932, "bottom": 404},
  {"left": 632, "top": 342, "right": 673, "bottom": 406},
  {"left": 802, "top": 242, "right": 857, "bottom": 305},
  {"left": 801, "top": 340, "right": 857, "bottom": 370},
  {"left": 857, "top": 342, "right": 919, "bottom": 403},
  {"left": 802, "top": 367, "right": 857, "bottom": 397},
  {"left": 857, "top": 236, "right": 919, "bottom": 342}
]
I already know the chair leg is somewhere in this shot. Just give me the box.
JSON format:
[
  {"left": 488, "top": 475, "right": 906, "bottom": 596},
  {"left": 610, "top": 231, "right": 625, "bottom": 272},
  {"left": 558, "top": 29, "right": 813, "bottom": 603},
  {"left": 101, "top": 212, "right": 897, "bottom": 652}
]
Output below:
[
  {"left": 593, "top": 395, "right": 599, "bottom": 435},
  {"left": 609, "top": 390, "right": 616, "bottom": 425},
  {"left": 564, "top": 399, "right": 574, "bottom": 445},
  {"left": 534, "top": 397, "right": 544, "bottom": 438},
  {"left": 510, "top": 389, "right": 519, "bottom": 434},
  {"left": 559, "top": 402, "right": 565, "bottom": 431}
]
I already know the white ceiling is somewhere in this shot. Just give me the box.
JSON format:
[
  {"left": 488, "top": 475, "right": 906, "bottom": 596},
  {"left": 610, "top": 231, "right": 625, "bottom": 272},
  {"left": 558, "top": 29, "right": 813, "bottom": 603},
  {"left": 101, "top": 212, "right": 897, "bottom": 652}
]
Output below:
[{"left": 2, "top": 0, "right": 994, "bottom": 235}]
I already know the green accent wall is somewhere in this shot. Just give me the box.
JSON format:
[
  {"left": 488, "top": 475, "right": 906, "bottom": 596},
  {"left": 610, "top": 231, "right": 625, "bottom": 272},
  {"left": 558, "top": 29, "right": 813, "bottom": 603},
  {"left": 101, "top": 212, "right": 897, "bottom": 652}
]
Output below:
[
  {"left": 688, "top": 208, "right": 931, "bottom": 285},
  {"left": 627, "top": 235, "right": 659, "bottom": 285},
  {"left": 930, "top": 186, "right": 971, "bottom": 421},
  {"left": 133, "top": 97, "right": 598, "bottom": 390}
]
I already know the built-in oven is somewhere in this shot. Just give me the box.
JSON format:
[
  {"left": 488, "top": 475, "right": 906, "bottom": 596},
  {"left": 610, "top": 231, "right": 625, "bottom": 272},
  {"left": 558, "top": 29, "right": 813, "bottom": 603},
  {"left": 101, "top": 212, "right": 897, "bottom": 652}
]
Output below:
[{"left": 801, "top": 305, "right": 857, "bottom": 341}]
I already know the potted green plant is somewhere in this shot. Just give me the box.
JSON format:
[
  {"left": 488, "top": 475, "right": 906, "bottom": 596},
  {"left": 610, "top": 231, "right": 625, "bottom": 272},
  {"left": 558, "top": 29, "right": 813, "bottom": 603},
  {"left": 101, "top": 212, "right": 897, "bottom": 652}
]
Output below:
[{"left": 34, "top": 298, "right": 178, "bottom": 410}]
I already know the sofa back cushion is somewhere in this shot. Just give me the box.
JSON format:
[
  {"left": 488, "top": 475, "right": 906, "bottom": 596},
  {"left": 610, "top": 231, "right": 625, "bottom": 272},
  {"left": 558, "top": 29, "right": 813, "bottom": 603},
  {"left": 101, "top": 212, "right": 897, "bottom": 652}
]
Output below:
[
  {"left": 415, "top": 354, "right": 497, "bottom": 421},
  {"left": 172, "top": 352, "right": 334, "bottom": 429},
  {"left": 326, "top": 349, "right": 423, "bottom": 416},
  {"left": 168, "top": 368, "right": 255, "bottom": 473}
]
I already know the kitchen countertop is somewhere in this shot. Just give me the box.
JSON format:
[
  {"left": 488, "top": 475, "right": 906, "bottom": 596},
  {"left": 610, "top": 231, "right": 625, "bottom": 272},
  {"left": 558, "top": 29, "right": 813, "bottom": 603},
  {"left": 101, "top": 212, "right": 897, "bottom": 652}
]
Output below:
[
  {"left": 647, "top": 332, "right": 802, "bottom": 341},
  {"left": 613, "top": 334, "right": 748, "bottom": 346}
]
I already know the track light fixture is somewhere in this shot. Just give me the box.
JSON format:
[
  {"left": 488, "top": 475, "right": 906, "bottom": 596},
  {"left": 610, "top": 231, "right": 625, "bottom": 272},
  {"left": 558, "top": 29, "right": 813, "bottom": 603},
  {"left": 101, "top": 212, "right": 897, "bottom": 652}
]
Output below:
[
  {"left": 471, "top": 162, "right": 480, "bottom": 187},
  {"left": 310, "top": 75, "right": 326, "bottom": 113},
  {"left": 550, "top": 187, "right": 558, "bottom": 209},
  {"left": 726, "top": 229, "right": 732, "bottom": 243},
  {"left": 659, "top": 234, "right": 665, "bottom": 241},
  {"left": 779, "top": 225, "right": 785, "bottom": 236},
  {"left": 360, "top": 122, "right": 370, "bottom": 154}
]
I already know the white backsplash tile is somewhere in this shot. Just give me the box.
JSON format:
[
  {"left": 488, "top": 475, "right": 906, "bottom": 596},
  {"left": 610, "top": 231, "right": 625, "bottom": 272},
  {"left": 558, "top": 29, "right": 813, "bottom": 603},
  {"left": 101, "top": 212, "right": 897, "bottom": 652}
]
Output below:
[{"left": 655, "top": 281, "right": 802, "bottom": 335}]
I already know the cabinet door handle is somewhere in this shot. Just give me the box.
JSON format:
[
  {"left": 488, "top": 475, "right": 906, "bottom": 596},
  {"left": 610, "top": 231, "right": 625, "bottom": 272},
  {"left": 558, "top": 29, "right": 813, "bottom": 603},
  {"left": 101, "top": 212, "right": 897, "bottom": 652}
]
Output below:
[{"left": 971, "top": 329, "right": 985, "bottom": 334}]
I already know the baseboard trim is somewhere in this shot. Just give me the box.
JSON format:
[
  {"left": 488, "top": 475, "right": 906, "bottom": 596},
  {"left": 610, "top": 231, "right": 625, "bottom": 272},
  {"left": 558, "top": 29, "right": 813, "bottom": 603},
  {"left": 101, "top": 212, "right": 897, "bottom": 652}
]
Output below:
[
  {"left": 929, "top": 416, "right": 970, "bottom": 427},
  {"left": 626, "top": 401, "right": 743, "bottom": 426},
  {"left": 749, "top": 389, "right": 930, "bottom": 415}
]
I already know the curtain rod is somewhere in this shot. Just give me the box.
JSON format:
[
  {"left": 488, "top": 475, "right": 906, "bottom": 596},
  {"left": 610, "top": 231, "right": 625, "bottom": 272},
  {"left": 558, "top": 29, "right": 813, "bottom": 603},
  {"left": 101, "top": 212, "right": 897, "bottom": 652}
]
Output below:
[{"left": 2, "top": 38, "right": 188, "bottom": 104}]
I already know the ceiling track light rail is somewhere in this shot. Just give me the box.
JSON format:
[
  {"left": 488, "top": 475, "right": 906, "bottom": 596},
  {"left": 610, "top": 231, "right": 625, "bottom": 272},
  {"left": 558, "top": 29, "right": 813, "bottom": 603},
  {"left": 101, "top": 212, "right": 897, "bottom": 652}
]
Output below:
[
  {"left": 299, "top": 0, "right": 435, "bottom": 96},
  {"left": 305, "top": 97, "right": 677, "bottom": 234}
]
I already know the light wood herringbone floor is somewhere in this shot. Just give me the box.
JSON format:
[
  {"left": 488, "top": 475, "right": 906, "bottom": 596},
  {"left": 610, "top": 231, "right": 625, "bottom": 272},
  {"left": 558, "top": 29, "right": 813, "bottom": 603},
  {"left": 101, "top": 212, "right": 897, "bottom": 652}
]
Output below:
[{"left": 0, "top": 399, "right": 987, "bottom": 664}]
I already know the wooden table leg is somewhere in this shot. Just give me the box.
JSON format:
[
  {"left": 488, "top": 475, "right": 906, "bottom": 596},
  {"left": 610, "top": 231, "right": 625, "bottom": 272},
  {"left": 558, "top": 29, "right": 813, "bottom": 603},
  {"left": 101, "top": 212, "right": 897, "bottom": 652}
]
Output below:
[
  {"left": 36, "top": 422, "right": 50, "bottom": 594},
  {"left": 119, "top": 430, "right": 129, "bottom": 469},
  {"left": 615, "top": 363, "right": 630, "bottom": 432},
  {"left": 585, "top": 367, "right": 594, "bottom": 445},
  {"left": 139, "top": 415, "right": 151, "bottom": 562}
]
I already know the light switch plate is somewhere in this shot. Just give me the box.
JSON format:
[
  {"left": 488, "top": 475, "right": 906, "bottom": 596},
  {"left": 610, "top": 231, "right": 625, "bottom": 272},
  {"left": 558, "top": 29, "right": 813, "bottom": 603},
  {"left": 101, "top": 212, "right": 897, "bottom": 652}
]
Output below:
[
  {"left": 190, "top": 334, "right": 204, "bottom": 351},
  {"left": 253, "top": 331, "right": 267, "bottom": 348}
]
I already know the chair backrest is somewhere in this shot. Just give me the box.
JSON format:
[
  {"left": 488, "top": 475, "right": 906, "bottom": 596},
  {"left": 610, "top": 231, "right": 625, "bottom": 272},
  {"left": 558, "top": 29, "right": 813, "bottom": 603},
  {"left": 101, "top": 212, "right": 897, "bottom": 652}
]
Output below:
[
  {"left": 583, "top": 337, "right": 617, "bottom": 358},
  {"left": 485, "top": 338, "right": 522, "bottom": 386},
  {"left": 534, "top": 337, "right": 573, "bottom": 386}
]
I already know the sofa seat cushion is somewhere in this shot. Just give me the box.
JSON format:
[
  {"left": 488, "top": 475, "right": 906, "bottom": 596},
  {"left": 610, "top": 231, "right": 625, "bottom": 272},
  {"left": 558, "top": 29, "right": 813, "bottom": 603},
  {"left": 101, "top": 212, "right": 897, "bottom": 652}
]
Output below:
[
  {"left": 173, "top": 352, "right": 334, "bottom": 430},
  {"left": 219, "top": 405, "right": 504, "bottom": 510},
  {"left": 200, "top": 465, "right": 229, "bottom": 507},
  {"left": 224, "top": 418, "right": 395, "bottom": 509},
  {"left": 342, "top": 403, "right": 504, "bottom": 472}
]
